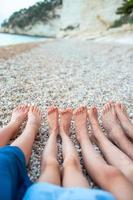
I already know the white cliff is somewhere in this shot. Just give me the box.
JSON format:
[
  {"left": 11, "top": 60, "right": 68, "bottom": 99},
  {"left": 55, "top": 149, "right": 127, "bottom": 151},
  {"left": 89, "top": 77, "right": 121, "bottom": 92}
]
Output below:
[
  {"left": 60, "top": 0, "right": 123, "bottom": 34},
  {"left": 0, "top": 0, "right": 124, "bottom": 37},
  {"left": 0, "top": 6, "right": 62, "bottom": 37}
]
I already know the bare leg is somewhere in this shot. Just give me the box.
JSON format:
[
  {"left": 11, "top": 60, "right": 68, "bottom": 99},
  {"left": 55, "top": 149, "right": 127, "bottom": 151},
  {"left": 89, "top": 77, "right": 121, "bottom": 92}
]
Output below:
[
  {"left": 102, "top": 102, "right": 133, "bottom": 160},
  {"left": 115, "top": 102, "right": 133, "bottom": 139},
  {"left": 38, "top": 106, "right": 61, "bottom": 186},
  {"left": 0, "top": 105, "right": 29, "bottom": 147},
  {"left": 11, "top": 106, "right": 41, "bottom": 164},
  {"left": 74, "top": 106, "right": 133, "bottom": 200},
  {"left": 88, "top": 106, "right": 133, "bottom": 184},
  {"left": 60, "top": 108, "right": 89, "bottom": 188}
]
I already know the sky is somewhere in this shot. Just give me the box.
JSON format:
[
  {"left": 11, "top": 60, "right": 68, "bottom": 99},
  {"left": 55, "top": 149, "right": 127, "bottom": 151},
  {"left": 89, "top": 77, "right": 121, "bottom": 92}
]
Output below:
[{"left": 0, "top": 0, "right": 40, "bottom": 24}]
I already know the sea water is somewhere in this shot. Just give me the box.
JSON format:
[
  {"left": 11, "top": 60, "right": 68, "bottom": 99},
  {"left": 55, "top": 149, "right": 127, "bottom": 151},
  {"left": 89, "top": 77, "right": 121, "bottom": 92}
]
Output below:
[{"left": 0, "top": 33, "right": 44, "bottom": 46}]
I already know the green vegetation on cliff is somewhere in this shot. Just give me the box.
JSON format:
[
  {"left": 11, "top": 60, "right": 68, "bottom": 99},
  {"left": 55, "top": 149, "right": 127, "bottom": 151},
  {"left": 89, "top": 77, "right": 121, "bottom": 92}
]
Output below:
[
  {"left": 2, "top": 0, "right": 62, "bottom": 29},
  {"left": 112, "top": 0, "right": 133, "bottom": 27}
]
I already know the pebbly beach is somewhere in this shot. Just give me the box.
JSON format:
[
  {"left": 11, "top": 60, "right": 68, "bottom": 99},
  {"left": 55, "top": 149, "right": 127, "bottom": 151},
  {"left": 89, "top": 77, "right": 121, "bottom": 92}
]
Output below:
[{"left": 0, "top": 38, "right": 133, "bottom": 184}]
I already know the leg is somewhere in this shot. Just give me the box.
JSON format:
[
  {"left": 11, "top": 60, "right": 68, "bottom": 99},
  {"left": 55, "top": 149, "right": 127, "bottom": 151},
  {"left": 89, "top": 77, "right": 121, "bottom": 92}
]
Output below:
[
  {"left": 60, "top": 108, "right": 89, "bottom": 188},
  {"left": 0, "top": 105, "right": 29, "bottom": 147},
  {"left": 102, "top": 102, "right": 133, "bottom": 160},
  {"left": 74, "top": 106, "right": 133, "bottom": 200},
  {"left": 88, "top": 106, "right": 133, "bottom": 184},
  {"left": 115, "top": 102, "right": 133, "bottom": 139},
  {"left": 38, "top": 107, "right": 61, "bottom": 186},
  {"left": 11, "top": 106, "right": 41, "bottom": 164}
]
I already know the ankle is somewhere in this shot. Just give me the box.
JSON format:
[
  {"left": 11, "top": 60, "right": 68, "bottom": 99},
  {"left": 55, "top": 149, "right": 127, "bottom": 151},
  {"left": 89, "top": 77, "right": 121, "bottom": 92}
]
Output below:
[
  {"left": 25, "top": 123, "right": 39, "bottom": 134},
  {"left": 6, "top": 121, "right": 19, "bottom": 132},
  {"left": 63, "top": 156, "right": 80, "bottom": 169},
  {"left": 50, "top": 127, "right": 58, "bottom": 135},
  {"left": 77, "top": 133, "right": 88, "bottom": 143},
  {"left": 41, "top": 158, "right": 59, "bottom": 172},
  {"left": 61, "top": 132, "right": 68, "bottom": 139}
]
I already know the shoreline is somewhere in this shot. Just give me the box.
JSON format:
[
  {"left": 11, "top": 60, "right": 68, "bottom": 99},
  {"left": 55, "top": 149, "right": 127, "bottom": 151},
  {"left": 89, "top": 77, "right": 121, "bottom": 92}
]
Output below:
[{"left": 0, "top": 41, "right": 42, "bottom": 60}]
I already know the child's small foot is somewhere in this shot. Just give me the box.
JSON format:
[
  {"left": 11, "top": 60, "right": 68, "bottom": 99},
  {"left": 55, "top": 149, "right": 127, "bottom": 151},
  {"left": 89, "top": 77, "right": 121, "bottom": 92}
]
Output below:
[{"left": 0, "top": 105, "right": 29, "bottom": 142}]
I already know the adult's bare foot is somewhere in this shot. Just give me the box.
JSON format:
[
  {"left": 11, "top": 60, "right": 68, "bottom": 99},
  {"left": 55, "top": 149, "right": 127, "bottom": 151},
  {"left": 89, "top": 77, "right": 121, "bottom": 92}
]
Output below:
[
  {"left": 88, "top": 106, "right": 102, "bottom": 140},
  {"left": 59, "top": 108, "right": 73, "bottom": 136},
  {"left": 73, "top": 106, "right": 88, "bottom": 141},
  {"left": 102, "top": 102, "right": 133, "bottom": 159},
  {"left": 47, "top": 106, "right": 59, "bottom": 135},
  {"left": 26, "top": 106, "right": 41, "bottom": 133},
  {"left": 102, "top": 102, "right": 125, "bottom": 145},
  {"left": 88, "top": 106, "right": 133, "bottom": 186},
  {"left": 115, "top": 103, "right": 133, "bottom": 140}
]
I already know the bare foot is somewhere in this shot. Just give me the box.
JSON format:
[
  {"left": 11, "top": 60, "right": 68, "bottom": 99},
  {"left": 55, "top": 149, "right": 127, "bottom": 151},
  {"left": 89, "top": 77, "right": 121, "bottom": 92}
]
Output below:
[
  {"left": 27, "top": 106, "right": 41, "bottom": 132},
  {"left": 103, "top": 103, "right": 133, "bottom": 159},
  {"left": 102, "top": 102, "right": 125, "bottom": 143},
  {"left": 59, "top": 108, "right": 73, "bottom": 136},
  {"left": 7, "top": 105, "right": 29, "bottom": 138},
  {"left": 88, "top": 106, "right": 99, "bottom": 125},
  {"left": 47, "top": 106, "right": 59, "bottom": 135},
  {"left": 10, "top": 105, "right": 29, "bottom": 127},
  {"left": 0, "top": 105, "right": 29, "bottom": 146},
  {"left": 88, "top": 106, "right": 101, "bottom": 140},
  {"left": 115, "top": 103, "right": 133, "bottom": 139},
  {"left": 73, "top": 106, "right": 88, "bottom": 141}
]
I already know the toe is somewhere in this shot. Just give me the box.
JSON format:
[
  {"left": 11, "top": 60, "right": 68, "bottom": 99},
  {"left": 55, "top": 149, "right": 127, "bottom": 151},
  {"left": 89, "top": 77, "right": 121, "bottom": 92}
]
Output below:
[
  {"left": 89, "top": 106, "right": 98, "bottom": 121},
  {"left": 48, "top": 106, "right": 56, "bottom": 113},
  {"left": 34, "top": 106, "right": 38, "bottom": 112},
  {"left": 82, "top": 106, "right": 87, "bottom": 112},
  {"left": 26, "top": 105, "right": 29, "bottom": 112},
  {"left": 32, "top": 106, "right": 36, "bottom": 112},
  {"left": 18, "top": 105, "right": 23, "bottom": 111},
  {"left": 102, "top": 105, "right": 106, "bottom": 114},
  {"left": 77, "top": 107, "right": 82, "bottom": 114},
  {"left": 106, "top": 103, "right": 110, "bottom": 111},
  {"left": 22, "top": 105, "right": 26, "bottom": 111},
  {"left": 120, "top": 103, "right": 125, "bottom": 111},
  {"left": 18, "top": 105, "right": 22, "bottom": 110},
  {"left": 77, "top": 107, "right": 81, "bottom": 114},
  {"left": 115, "top": 102, "right": 121, "bottom": 109},
  {"left": 93, "top": 106, "right": 97, "bottom": 114},
  {"left": 79, "top": 106, "right": 85, "bottom": 113},
  {"left": 73, "top": 108, "right": 78, "bottom": 115},
  {"left": 66, "top": 107, "right": 72, "bottom": 112},
  {"left": 110, "top": 102, "right": 114, "bottom": 110},
  {"left": 80, "top": 106, "right": 84, "bottom": 113},
  {"left": 30, "top": 105, "right": 34, "bottom": 112},
  {"left": 59, "top": 109, "right": 64, "bottom": 115},
  {"left": 104, "top": 104, "right": 109, "bottom": 112},
  {"left": 102, "top": 106, "right": 106, "bottom": 114}
]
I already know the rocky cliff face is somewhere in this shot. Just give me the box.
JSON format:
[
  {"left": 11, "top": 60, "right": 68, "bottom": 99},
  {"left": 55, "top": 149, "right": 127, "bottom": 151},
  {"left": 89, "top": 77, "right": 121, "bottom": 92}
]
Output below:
[
  {"left": 1, "top": 0, "right": 123, "bottom": 37},
  {"left": 60, "top": 0, "right": 123, "bottom": 34},
  {"left": 0, "top": 6, "right": 62, "bottom": 38}
]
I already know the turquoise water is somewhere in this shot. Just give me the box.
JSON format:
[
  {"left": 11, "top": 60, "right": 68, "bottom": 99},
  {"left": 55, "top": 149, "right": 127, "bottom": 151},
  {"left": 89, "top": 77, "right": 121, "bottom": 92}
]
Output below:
[{"left": 0, "top": 33, "right": 44, "bottom": 46}]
